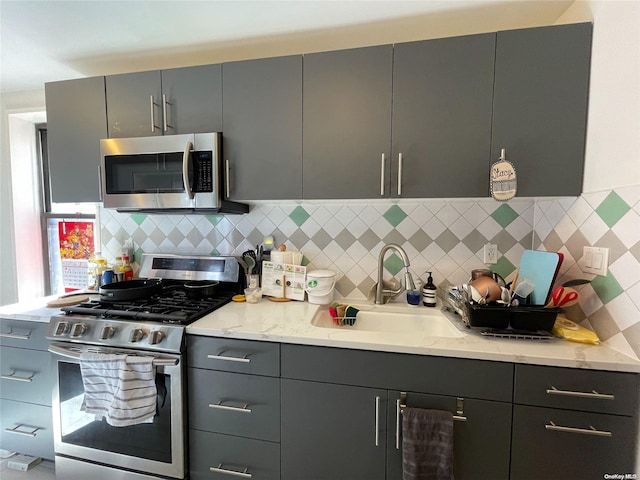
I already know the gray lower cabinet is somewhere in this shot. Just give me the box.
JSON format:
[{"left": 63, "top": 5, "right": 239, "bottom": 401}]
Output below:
[
  {"left": 0, "top": 319, "right": 54, "bottom": 459},
  {"left": 187, "top": 336, "right": 280, "bottom": 480},
  {"left": 280, "top": 344, "right": 513, "bottom": 480},
  {"left": 303, "top": 45, "right": 393, "bottom": 199},
  {"left": 45, "top": 76, "right": 108, "bottom": 203},
  {"left": 491, "top": 22, "right": 592, "bottom": 197},
  {"left": 391, "top": 33, "right": 496, "bottom": 198},
  {"left": 222, "top": 56, "right": 303, "bottom": 200},
  {"left": 511, "top": 364, "right": 639, "bottom": 479},
  {"left": 281, "top": 379, "right": 387, "bottom": 480},
  {"left": 106, "top": 64, "right": 222, "bottom": 138}
]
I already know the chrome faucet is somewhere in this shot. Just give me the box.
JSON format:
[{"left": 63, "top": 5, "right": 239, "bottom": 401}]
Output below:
[{"left": 375, "top": 244, "right": 416, "bottom": 304}]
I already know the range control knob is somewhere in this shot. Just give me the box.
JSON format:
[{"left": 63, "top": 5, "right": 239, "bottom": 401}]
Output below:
[
  {"left": 54, "top": 321, "right": 70, "bottom": 336},
  {"left": 70, "top": 323, "right": 88, "bottom": 338},
  {"left": 149, "top": 330, "right": 165, "bottom": 345},
  {"left": 100, "top": 326, "right": 116, "bottom": 340},
  {"left": 129, "top": 328, "right": 146, "bottom": 343}
]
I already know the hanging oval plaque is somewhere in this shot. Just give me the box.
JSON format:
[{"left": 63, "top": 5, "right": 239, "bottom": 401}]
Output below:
[{"left": 490, "top": 158, "right": 517, "bottom": 201}]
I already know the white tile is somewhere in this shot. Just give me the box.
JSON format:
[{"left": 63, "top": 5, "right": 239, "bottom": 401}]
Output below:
[
  {"left": 256, "top": 216, "right": 277, "bottom": 236},
  {"left": 505, "top": 216, "right": 534, "bottom": 242},
  {"left": 277, "top": 217, "right": 299, "bottom": 238},
  {"left": 609, "top": 251, "right": 640, "bottom": 290},
  {"left": 411, "top": 204, "right": 434, "bottom": 227},
  {"left": 533, "top": 215, "right": 553, "bottom": 244},
  {"left": 627, "top": 282, "right": 640, "bottom": 311},
  {"left": 423, "top": 216, "right": 447, "bottom": 239},
  {"left": 565, "top": 196, "right": 593, "bottom": 228},
  {"left": 346, "top": 216, "right": 371, "bottom": 239},
  {"left": 582, "top": 190, "right": 609, "bottom": 210},
  {"left": 580, "top": 212, "right": 609, "bottom": 245},
  {"left": 437, "top": 204, "right": 462, "bottom": 227},
  {"left": 603, "top": 332, "right": 639, "bottom": 361},
  {"left": 449, "top": 216, "right": 474, "bottom": 240},
  {"left": 451, "top": 200, "right": 475, "bottom": 215},
  {"left": 395, "top": 217, "right": 421, "bottom": 238},
  {"left": 542, "top": 200, "right": 566, "bottom": 228},
  {"left": 554, "top": 215, "right": 579, "bottom": 243},
  {"left": 476, "top": 216, "right": 502, "bottom": 241},
  {"left": 369, "top": 217, "right": 394, "bottom": 239},
  {"left": 462, "top": 203, "right": 488, "bottom": 228},
  {"left": 234, "top": 216, "right": 255, "bottom": 237},
  {"left": 299, "top": 217, "right": 322, "bottom": 237},
  {"left": 611, "top": 209, "right": 640, "bottom": 248},
  {"left": 447, "top": 243, "right": 475, "bottom": 266},
  {"left": 424, "top": 199, "right": 447, "bottom": 215},
  {"left": 580, "top": 288, "right": 604, "bottom": 317},
  {"left": 607, "top": 292, "right": 640, "bottom": 331},
  {"left": 614, "top": 185, "right": 640, "bottom": 208}
]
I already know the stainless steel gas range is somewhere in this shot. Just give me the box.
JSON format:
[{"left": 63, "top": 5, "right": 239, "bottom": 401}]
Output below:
[{"left": 46, "top": 254, "right": 243, "bottom": 480}]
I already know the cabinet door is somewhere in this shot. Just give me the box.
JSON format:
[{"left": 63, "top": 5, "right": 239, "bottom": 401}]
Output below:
[
  {"left": 106, "top": 70, "right": 163, "bottom": 137},
  {"left": 223, "top": 56, "right": 302, "bottom": 199},
  {"left": 303, "top": 45, "right": 393, "bottom": 199},
  {"left": 392, "top": 34, "right": 495, "bottom": 198},
  {"left": 0, "top": 399, "right": 53, "bottom": 460},
  {"left": 491, "top": 23, "right": 592, "bottom": 196},
  {"left": 45, "top": 76, "right": 107, "bottom": 203},
  {"left": 511, "top": 405, "right": 636, "bottom": 480},
  {"left": 386, "top": 392, "right": 511, "bottom": 480},
  {"left": 161, "top": 64, "right": 222, "bottom": 134},
  {"left": 281, "top": 379, "right": 386, "bottom": 480}
]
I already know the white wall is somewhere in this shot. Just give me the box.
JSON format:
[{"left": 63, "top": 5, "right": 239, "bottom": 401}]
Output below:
[{"left": 555, "top": 0, "right": 640, "bottom": 192}]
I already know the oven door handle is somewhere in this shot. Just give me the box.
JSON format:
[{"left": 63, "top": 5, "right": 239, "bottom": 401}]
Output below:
[{"left": 48, "top": 344, "right": 179, "bottom": 366}]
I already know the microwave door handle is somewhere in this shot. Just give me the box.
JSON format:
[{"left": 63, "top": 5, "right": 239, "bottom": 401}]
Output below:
[{"left": 183, "top": 141, "right": 195, "bottom": 200}]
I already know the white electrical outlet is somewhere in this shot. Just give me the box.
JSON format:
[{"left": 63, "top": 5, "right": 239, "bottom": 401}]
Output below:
[
  {"left": 484, "top": 243, "right": 498, "bottom": 264},
  {"left": 581, "top": 246, "right": 609, "bottom": 276}
]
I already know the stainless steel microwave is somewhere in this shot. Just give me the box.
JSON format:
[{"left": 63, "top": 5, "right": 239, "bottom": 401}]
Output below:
[{"left": 100, "top": 133, "right": 248, "bottom": 214}]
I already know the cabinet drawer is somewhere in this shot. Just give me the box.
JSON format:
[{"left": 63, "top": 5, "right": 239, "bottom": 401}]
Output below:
[
  {"left": 187, "top": 336, "right": 279, "bottom": 376},
  {"left": 281, "top": 344, "right": 513, "bottom": 402},
  {"left": 514, "top": 364, "right": 638, "bottom": 415},
  {"left": 0, "top": 347, "right": 53, "bottom": 405},
  {"left": 0, "top": 399, "right": 54, "bottom": 460},
  {"left": 189, "top": 429, "right": 280, "bottom": 480},
  {"left": 0, "top": 319, "right": 49, "bottom": 350},
  {"left": 189, "top": 369, "right": 280, "bottom": 442},
  {"left": 511, "top": 404, "right": 636, "bottom": 480}
]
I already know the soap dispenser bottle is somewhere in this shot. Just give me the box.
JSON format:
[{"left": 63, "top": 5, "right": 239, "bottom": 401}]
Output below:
[{"left": 422, "top": 272, "right": 437, "bottom": 307}]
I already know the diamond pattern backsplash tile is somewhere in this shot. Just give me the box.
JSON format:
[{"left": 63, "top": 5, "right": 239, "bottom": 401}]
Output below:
[{"left": 99, "top": 187, "right": 640, "bottom": 360}]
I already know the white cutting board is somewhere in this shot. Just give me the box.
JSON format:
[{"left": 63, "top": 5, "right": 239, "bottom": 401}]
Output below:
[{"left": 517, "top": 250, "right": 562, "bottom": 305}]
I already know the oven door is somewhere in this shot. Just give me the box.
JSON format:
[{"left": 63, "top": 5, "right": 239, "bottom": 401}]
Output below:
[{"left": 49, "top": 342, "right": 185, "bottom": 479}]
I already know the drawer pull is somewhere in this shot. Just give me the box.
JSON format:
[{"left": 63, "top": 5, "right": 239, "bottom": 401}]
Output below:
[
  {"left": 208, "top": 401, "right": 252, "bottom": 414},
  {"left": 375, "top": 395, "right": 380, "bottom": 447},
  {"left": 5, "top": 425, "right": 41, "bottom": 437},
  {"left": 545, "top": 421, "right": 612, "bottom": 437},
  {"left": 0, "top": 330, "right": 31, "bottom": 340},
  {"left": 1, "top": 371, "right": 35, "bottom": 382},
  {"left": 210, "top": 464, "right": 252, "bottom": 478},
  {"left": 207, "top": 353, "right": 251, "bottom": 363},
  {"left": 546, "top": 386, "right": 615, "bottom": 400}
]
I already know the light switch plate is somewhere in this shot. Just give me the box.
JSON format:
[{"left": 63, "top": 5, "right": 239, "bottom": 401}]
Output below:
[{"left": 581, "top": 246, "right": 609, "bottom": 276}]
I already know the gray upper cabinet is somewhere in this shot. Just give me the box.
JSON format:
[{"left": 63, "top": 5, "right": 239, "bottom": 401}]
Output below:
[
  {"left": 303, "top": 45, "right": 393, "bottom": 199},
  {"left": 491, "top": 22, "right": 592, "bottom": 197},
  {"left": 106, "top": 64, "right": 222, "bottom": 138},
  {"left": 222, "top": 56, "right": 303, "bottom": 200},
  {"left": 391, "top": 34, "right": 496, "bottom": 198},
  {"left": 45, "top": 76, "right": 107, "bottom": 203}
]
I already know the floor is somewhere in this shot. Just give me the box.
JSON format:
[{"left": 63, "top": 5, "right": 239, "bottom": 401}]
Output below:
[{"left": 0, "top": 460, "right": 55, "bottom": 479}]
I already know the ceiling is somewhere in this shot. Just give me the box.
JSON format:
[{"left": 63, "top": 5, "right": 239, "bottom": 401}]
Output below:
[{"left": 0, "top": 0, "right": 575, "bottom": 94}]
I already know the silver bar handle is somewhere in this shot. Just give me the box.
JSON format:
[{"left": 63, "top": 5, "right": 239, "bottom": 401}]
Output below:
[
  {"left": 182, "top": 141, "right": 194, "bottom": 199},
  {"left": 397, "top": 152, "right": 403, "bottom": 196},
  {"left": 375, "top": 396, "right": 381, "bottom": 447},
  {"left": 48, "top": 344, "right": 178, "bottom": 366},
  {"left": 149, "top": 95, "right": 157, "bottom": 133},
  {"left": 380, "top": 153, "right": 385, "bottom": 196},
  {"left": 98, "top": 165, "right": 103, "bottom": 201},
  {"left": 207, "top": 353, "right": 251, "bottom": 363},
  {"left": 210, "top": 464, "right": 252, "bottom": 478},
  {"left": 396, "top": 398, "right": 401, "bottom": 450},
  {"left": 0, "top": 331, "right": 30, "bottom": 340},
  {"left": 209, "top": 401, "right": 252, "bottom": 414},
  {"left": 1, "top": 371, "right": 34, "bottom": 382},
  {"left": 499, "top": 148, "right": 506, "bottom": 161},
  {"left": 545, "top": 421, "right": 612, "bottom": 437},
  {"left": 225, "top": 159, "right": 231, "bottom": 199},
  {"left": 5, "top": 425, "right": 41, "bottom": 437},
  {"left": 546, "top": 386, "right": 615, "bottom": 400},
  {"left": 162, "top": 94, "right": 173, "bottom": 132}
]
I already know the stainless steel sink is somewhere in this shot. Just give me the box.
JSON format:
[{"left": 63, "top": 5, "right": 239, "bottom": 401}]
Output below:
[{"left": 311, "top": 303, "right": 465, "bottom": 338}]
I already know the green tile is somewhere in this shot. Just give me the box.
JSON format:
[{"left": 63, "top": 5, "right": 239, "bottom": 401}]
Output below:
[
  {"left": 591, "top": 271, "right": 624, "bottom": 305},
  {"left": 206, "top": 214, "right": 223, "bottom": 226},
  {"left": 130, "top": 213, "right": 147, "bottom": 226},
  {"left": 492, "top": 256, "right": 516, "bottom": 280},
  {"left": 134, "top": 247, "right": 144, "bottom": 264},
  {"left": 383, "top": 205, "right": 407, "bottom": 227},
  {"left": 491, "top": 204, "right": 518, "bottom": 228},
  {"left": 595, "top": 191, "right": 630, "bottom": 228},
  {"left": 384, "top": 253, "right": 405, "bottom": 276},
  {"left": 289, "top": 206, "right": 310, "bottom": 227}
]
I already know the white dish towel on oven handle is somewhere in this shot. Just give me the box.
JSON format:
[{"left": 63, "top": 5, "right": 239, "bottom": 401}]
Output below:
[{"left": 79, "top": 352, "right": 157, "bottom": 427}]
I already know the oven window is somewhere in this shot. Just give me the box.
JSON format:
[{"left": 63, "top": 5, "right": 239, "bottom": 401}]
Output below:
[
  {"left": 57, "top": 361, "right": 172, "bottom": 463},
  {"left": 104, "top": 152, "right": 190, "bottom": 194}
]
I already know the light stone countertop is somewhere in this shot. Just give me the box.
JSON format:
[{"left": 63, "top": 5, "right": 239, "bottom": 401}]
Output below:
[
  {"left": 3, "top": 295, "right": 638, "bottom": 373},
  {"left": 187, "top": 298, "right": 640, "bottom": 373}
]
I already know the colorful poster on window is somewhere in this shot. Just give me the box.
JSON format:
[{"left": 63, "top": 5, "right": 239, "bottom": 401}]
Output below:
[{"left": 58, "top": 221, "right": 94, "bottom": 291}]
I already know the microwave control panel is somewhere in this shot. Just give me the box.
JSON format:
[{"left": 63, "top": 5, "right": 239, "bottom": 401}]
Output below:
[{"left": 192, "top": 151, "right": 214, "bottom": 192}]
